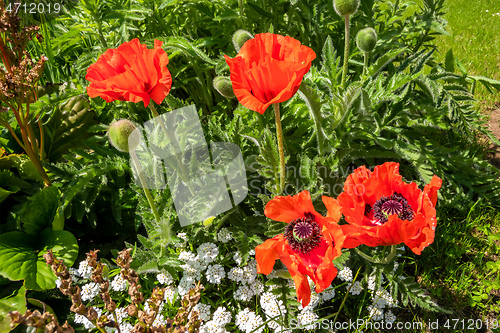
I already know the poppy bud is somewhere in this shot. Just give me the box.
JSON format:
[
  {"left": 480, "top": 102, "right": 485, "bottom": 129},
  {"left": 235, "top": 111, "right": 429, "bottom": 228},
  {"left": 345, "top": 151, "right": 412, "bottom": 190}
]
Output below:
[
  {"left": 213, "top": 76, "right": 235, "bottom": 98},
  {"left": 232, "top": 29, "right": 253, "bottom": 52},
  {"left": 356, "top": 27, "right": 378, "bottom": 53},
  {"left": 107, "top": 119, "right": 140, "bottom": 153},
  {"left": 333, "top": 0, "right": 360, "bottom": 16}
]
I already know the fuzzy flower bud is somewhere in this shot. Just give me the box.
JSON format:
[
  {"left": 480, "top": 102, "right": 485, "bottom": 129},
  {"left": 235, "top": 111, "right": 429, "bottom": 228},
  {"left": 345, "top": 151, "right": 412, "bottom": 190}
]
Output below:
[
  {"left": 232, "top": 29, "right": 253, "bottom": 52},
  {"left": 213, "top": 76, "right": 235, "bottom": 98},
  {"left": 333, "top": 0, "right": 360, "bottom": 16},
  {"left": 356, "top": 27, "right": 378, "bottom": 53},
  {"left": 107, "top": 119, "right": 140, "bottom": 153}
]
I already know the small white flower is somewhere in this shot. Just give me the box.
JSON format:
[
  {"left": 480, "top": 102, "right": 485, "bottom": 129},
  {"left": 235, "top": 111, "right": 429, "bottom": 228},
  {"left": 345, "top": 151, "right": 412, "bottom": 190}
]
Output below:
[
  {"left": 190, "top": 303, "right": 211, "bottom": 321},
  {"left": 245, "top": 312, "right": 265, "bottom": 333},
  {"left": 385, "top": 310, "right": 397, "bottom": 324},
  {"left": 217, "top": 228, "right": 233, "bottom": 243},
  {"left": 78, "top": 260, "right": 92, "bottom": 279},
  {"left": 368, "top": 305, "right": 384, "bottom": 321},
  {"left": 234, "top": 284, "right": 254, "bottom": 302},
  {"left": 69, "top": 267, "right": 80, "bottom": 282},
  {"left": 177, "top": 233, "right": 188, "bottom": 241},
  {"left": 212, "top": 306, "right": 232, "bottom": 326},
  {"left": 178, "top": 276, "right": 196, "bottom": 296},
  {"left": 233, "top": 252, "right": 242, "bottom": 265},
  {"left": 55, "top": 277, "right": 61, "bottom": 288},
  {"left": 367, "top": 275, "right": 376, "bottom": 290},
  {"left": 81, "top": 282, "right": 100, "bottom": 301},
  {"left": 111, "top": 274, "right": 128, "bottom": 292},
  {"left": 206, "top": 264, "right": 225, "bottom": 284},
  {"left": 236, "top": 308, "right": 253, "bottom": 331},
  {"left": 228, "top": 267, "right": 245, "bottom": 282},
  {"left": 393, "top": 261, "right": 399, "bottom": 272},
  {"left": 164, "top": 286, "right": 177, "bottom": 303},
  {"left": 338, "top": 267, "right": 353, "bottom": 282},
  {"left": 156, "top": 272, "right": 173, "bottom": 285},
  {"left": 250, "top": 280, "right": 265, "bottom": 295},
  {"left": 320, "top": 286, "right": 336, "bottom": 301},
  {"left": 249, "top": 249, "right": 255, "bottom": 256},
  {"left": 152, "top": 312, "right": 167, "bottom": 327},
  {"left": 197, "top": 243, "right": 219, "bottom": 265},
  {"left": 179, "top": 251, "right": 197, "bottom": 263},
  {"left": 348, "top": 281, "right": 363, "bottom": 295},
  {"left": 119, "top": 323, "right": 134, "bottom": 333},
  {"left": 298, "top": 310, "right": 318, "bottom": 330}
]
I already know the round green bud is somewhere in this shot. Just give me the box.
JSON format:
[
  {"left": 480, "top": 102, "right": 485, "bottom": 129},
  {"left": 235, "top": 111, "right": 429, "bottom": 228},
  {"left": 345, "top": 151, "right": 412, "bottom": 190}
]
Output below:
[
  {"left": 232, "top": 29, "right": 253, "bottom": 53},
  {"left": 108, "top": 119, "right": 140, "bottom": 152},
  {"left": 213, "top": 76, "right": 235, "bottom": 99},
  {"left": 333, "top": 0, "right": 360, "bottom": 16},
  {"left": 356, "top": 27, "right": 378, "bottom": 53}
]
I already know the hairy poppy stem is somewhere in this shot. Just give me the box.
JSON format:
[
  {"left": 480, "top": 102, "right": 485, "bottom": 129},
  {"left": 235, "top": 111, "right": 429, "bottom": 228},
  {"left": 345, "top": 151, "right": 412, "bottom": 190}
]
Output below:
[
  {"left": 130, "top": 149, "right": 168, "bottom": 241},
  {"left": 273, "top": 103, "right": 286, "bottom": 195},
  {"left": 355, "top": 244, "right": 397, "bottom": 264},
  {"left": 363, "top": 52, "right": 369, "bottom": 76},
  {"left": 341, "top": 14, "right": 351, "bottom": 89}
]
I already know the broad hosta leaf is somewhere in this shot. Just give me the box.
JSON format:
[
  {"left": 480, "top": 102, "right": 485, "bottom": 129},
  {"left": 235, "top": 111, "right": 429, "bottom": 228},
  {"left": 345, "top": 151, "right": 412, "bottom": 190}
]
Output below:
[
  {"left": 19, "top": 186, "right": 60, "bottom": 235},
  {"left": 0, "top": 229, "right": 78, "bottom": 290},
  {"left": 0, "top": 285, "right": 26, "bottom": 333}
]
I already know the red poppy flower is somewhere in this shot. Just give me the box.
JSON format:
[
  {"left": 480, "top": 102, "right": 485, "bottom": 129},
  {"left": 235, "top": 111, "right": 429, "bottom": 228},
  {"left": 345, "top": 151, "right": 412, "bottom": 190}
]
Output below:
[
  {"left": 255, "top": 190, "right": 345, "bottom": 307},
  {"left": 338, "top": 162, "right": 442, "bottom": 255},
  {"left": 224, "top": 33, "right": 316, "bottom": 114},
  {"left": 86, "top": 39, "right": 172, "bottom": 107}
]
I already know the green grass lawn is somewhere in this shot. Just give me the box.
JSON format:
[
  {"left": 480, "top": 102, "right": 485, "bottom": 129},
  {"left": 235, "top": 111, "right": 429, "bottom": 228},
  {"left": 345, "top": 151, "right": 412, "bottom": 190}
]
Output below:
[{"left": 432, "top": 0, "right": 500, "bottom": 104}]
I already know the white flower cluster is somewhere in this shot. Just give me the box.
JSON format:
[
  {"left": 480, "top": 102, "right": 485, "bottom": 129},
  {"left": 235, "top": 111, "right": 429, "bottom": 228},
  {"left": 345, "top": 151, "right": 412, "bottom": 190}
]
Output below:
[
  {"left": 156, "top": 271, "right": 174, "bottom": 285},
  {"left": 190, "top": 303, "right": 212, "bottom": 321},
  {"left": 297, "top": 310, "right": 319, "bottom": 330},
  {"left": 348, "top": 281, "right": 363, "bottom": 295},
  {"left": 236, "top": 308, "right": 265, "bottom": 333},
  {"left": 78, "top": 260, "right": 93, "bottom": 279},
  {"left": 217, "top": 228, "right": 233, "bottom": 243},
  {"left": 111, "top": 274, "right": 128, "bottom": 292},
  {"left": 178, "top": 243, "right": 219, "bottom": 296},
  {"left": 200, "top": 306, "right": 231, "bottom": 333},
  {"left": 206, "top": 264, "right": 225, "bottom": 284},
  {"left": 81, "top": 282, "right": 100, "bottom": 301},
  {"left": 260, "top": 292, "right": 289, "bottom": 333},
  {"left": 164, "top": 286, "right": 176, "bottom": 303},
  {"left": 338, "top": 267, "right": 353, "bottom": 282},
  {"left": 367, "top": 288, "right": 398, "bottom": 322},
  {"left": 320, "top": 286, "right": 336, "bottom": 301},
  {"left": 198, "top": 242, "right": 219, "bottom": 265},
  {"left": 229, "top": 259, "right": 262, "bottom": 302},
  {"left": 74, "top": 307, "right": 102, "bottom": 329}
]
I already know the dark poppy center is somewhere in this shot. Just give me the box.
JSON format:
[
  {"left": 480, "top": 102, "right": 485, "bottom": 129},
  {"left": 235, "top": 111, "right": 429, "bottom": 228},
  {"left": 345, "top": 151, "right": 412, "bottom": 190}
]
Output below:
[
  {"left": 369, "top": 192, "right": 414, "bottom": 224},
  {"left": 284, "top": 213, "right": 323, "bottom": 255}
]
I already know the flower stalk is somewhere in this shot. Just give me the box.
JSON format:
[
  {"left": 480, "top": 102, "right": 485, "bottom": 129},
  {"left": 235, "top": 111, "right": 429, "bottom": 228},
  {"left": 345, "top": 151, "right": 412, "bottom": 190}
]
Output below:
[
  {"left": 341, "top": 14, "right": 351, "bottom": 89},
  {"left": 273, "top": 103, "right": 286, "bottom": 195},
  {"left": 355, "top": 244, "right": 398, "bottom": 264}
]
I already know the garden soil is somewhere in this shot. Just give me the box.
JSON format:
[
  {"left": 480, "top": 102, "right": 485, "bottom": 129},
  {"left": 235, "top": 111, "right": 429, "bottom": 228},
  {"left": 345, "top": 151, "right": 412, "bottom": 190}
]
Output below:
[{"left": 486, "top": 102, "right": 500, "bottom": 169}]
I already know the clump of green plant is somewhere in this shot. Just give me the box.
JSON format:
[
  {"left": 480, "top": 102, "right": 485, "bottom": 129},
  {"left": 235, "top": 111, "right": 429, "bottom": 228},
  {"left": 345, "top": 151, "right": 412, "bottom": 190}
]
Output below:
[{"left": 10, "top": 248, "right": 204, "bottom": 333}]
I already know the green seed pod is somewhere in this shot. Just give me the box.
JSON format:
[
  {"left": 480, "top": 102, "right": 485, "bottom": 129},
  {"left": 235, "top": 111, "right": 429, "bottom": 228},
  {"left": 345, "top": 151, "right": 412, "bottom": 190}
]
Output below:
[
  {"left": 213, "top": 76, "right": 235, "bottom": 99},
  {"left": 108, "top": 119, "right": 140, "bottom": 152},
  {"left": 356, "top": 27, "right": 378, "bottom": 53},
  {"left": 333, "top": 0, "right": 360, "bottom": 16},
  {"left": 232, "top": 29, "right": 253, "bottom": 52}
]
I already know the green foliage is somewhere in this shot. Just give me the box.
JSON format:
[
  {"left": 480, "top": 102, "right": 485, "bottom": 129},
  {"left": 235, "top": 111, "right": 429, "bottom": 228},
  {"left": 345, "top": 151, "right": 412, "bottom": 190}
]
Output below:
[
  {"left": 0, "top": 285, "right": 26, "bottom": 333},
  {"left": 0, "top": 229, "right": 78, "bottom": 290}
]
